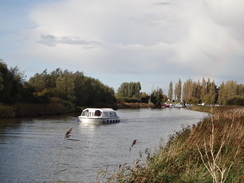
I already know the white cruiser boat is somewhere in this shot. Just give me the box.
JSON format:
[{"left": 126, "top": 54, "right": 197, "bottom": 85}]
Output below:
[{"left": 78, "top": 108, "right": 120, "bottom": 124}]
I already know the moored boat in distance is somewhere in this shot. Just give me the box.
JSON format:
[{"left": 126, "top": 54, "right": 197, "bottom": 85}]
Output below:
[
  {"left": 170, "top": 103, "right": 184, "bottom": 108},
  {"left": 161, "top": 103, "right": 170, "bottom": 107},
  {"left": 78, "top": 108, "right": 120, "bottom": 124}
]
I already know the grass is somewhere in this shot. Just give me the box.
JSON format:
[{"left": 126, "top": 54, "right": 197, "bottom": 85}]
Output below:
[
  {"left": 98, "top": 107, "right": 244, "bottom": 183},
  {"left": 190, "top": 105, "right": 243, "bottom": 114},
  {"left": 53, "top": 128, "right": 73, "bottom": 182}
]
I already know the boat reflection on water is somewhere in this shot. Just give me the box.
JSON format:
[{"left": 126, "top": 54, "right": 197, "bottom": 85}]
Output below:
[{"left": 77, "top": 115, "right": 120, "bottom": 139}]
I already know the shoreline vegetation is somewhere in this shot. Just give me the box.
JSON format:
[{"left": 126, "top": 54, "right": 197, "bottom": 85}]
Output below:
[
  {"left": 0, "top": 98, "right": 76, "bottom": 118},
  {"left": 0, "top": 101, "right": 243, "bottom": 119},
  {"left": 0, "top": 102, "right": 155, "bottom": 118},
  {"left": 98, "top": 106, "right": 244, "bottom": 183},
  {"left": 1, "top": 60, "right": 244, "bottom": 118}
]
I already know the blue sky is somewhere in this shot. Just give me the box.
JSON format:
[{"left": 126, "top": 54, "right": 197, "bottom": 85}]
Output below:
[{"left": 1, "top": 0, "right": 244, "bottom": 93}]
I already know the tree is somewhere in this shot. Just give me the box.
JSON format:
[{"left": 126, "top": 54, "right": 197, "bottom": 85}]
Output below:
[
  {"left": 183, "top": 79, "right": 195, "bottom": 103},
  {"left": 28, "top": 69, "right": 50, "bottom": 92},
  {"left": 177, "top": 79, "right": 182, "bottom": 102},
  {"left": 162, "top": 94, "right": 168, "bottom": 103},
  {"left": 182, "top": 78, "right": 217, "bottom": 104},
  {"left": 168, "top": 81, "right": 173, "bottom": 102},
  {"left": 141, "top": 92, "right": 150, "bottom": 103},
  {"left": 117, "top": 82, "right": 141, "bottom": 102},
  {"left": 226, "top": 80, "right": 238, "bottom": 99},
  {"left": 200, "top": 78, "right": 207, "bottom": 103},
  {"left": 150, "top": 88, "right": 163, "bottom": 108},
  {"left": 237, "top": 84, "right": 244, "bottom": 96},
  {"left": 0, "top": 60, "right": 27, "bottom": 104},
  {"left": 174, "top": 79, "right": 182, "bottom": 102},
  {"left": 218, "top": 82, "right": 226, "bottom": 105},
  {"left": 56, "top": 69, "right": 76, "bottom": 102},
  {"left": 0, "top": 72, "right": 3, "bottom": 92},
  {"left": 209, "top": 81, "right": 217, "bottom": 104},
  {"left": 174, "top": 82, "right": 178, "bottom": 102},
  {"left": 28, "top": 68, "right": 116, "bottom": 106}
]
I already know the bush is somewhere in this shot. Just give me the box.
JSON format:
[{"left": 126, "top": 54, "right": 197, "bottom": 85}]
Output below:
[
  {"left": 115, "top": 96, "right": 141, "bottom": 103},
  {"left": 226, "top": 96, "right": 244, "bottom": 106},
  {"left": 0, "top": 104, "right": 16, "bottom": 118},
  {"left": 0, "top": 97, "right": 76, "bottom": 118}
]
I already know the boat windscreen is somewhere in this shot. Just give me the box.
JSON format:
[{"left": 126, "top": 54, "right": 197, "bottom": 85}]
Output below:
[
  {"left": 81, "top": 110, "right": 88, "bottom": 116},
  {"left": 95, "top": 110, "right": 102, "bottom": 116}
]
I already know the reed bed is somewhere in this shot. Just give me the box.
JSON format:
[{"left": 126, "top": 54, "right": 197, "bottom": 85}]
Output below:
[{"left": 98, "top": 107, "right": 244, "bottom": 183}]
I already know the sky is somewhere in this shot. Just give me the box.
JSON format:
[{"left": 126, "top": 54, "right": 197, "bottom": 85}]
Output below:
[{"left": 1, "top": 0, "right": 244, "bottom": 93}]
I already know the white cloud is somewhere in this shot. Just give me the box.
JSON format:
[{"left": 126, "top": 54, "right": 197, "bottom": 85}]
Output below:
[
  {"left": 175, "top": 1, "right": 242, "bottom": 74},
  {"left": 9, "top": 0, "right": 244, "bottom": 90}
]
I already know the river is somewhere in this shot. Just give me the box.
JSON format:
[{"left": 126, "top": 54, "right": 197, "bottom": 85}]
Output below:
[{"left": 0, "top": 108, "right": 207, "bottom": 183}]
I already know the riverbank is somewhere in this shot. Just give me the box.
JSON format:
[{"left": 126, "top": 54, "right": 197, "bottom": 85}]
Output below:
[
  {"left": 0, "top": 98, "right": 76, "bottom": 118},
  {"left": 0, "top": 101, "right": 154, "bottom": 118},
  {"left": 115, "top": 102, "right": 154, "bottom": 109},
  {"left": 190, "top": 105, "right": 244, "bottom": 113},
  {"left": 99, "top": 106, "right": 244, "bottom": 182}
]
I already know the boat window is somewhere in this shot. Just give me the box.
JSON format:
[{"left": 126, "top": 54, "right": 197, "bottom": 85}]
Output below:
[
  {"left": 95, "top": 110, "right": 102, "bottom": 116},
  {"left": 82, "top": 110, "right": 88, "bottom": 116},
  {"left": 109, "top": 112, "right": 115, "bottom": 117}
]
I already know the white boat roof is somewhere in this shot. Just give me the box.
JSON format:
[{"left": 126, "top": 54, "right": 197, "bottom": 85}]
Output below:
[{"left": 83, "top": 108, "right": 116, "bottom": 112}]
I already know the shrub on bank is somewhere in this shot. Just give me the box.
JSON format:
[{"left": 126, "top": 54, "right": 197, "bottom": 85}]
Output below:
[
  {"left": 15, "top": 98, "right": 75, "bottom": 117},
  {"left": 115, "top": 102, "right": 154, "bottom": 109},
  {"left": 116, "top": 96, "right": 142, "bottom": 103},
  {"left": 0, "top": 98, "right": 76, "bottom": 118},
  {"left": 99, "top": 108, "right": 244, "bottom": 183},
  {"left": 226, "top": 96, "right": 244, "bottom": 106},
  {"left": 0, "top": 104, "right": 16, "bottom": 118}
]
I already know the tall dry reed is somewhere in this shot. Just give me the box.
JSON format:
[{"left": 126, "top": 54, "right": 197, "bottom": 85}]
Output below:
[
  {"left": 98, "top": 107, "right": 244, "bottom": 183},
  {"left": 53, "top": 128, "right": 73, "bottom": 182}
]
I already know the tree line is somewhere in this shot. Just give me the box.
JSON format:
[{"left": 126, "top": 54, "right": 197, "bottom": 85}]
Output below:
[
  {"left": 0, "top": 60, "right": 167, "bottom": 110},
  {"left": 0, "top": 60, "right": 115, "bottom": 107},
  {"left": 28, "top": 69, "right": 116, "bottom": 106},
  {"left": 1, "top": 60, "right": 244, "bottom": 113},
  {"left": 116, "top": 81, "right": 168, "bottom": 107},
  {"left": 168, "top": 78, "right": 244, "bottom": 105}
]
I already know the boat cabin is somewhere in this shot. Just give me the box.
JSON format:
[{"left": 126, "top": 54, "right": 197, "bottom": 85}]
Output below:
[{"left": 81, "top": 108, "right": 118, "bottom": 118}]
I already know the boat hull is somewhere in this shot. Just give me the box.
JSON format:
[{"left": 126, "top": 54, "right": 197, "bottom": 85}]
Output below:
[{"left": 78, "top": 116, "right": 120, "bottom": 124}]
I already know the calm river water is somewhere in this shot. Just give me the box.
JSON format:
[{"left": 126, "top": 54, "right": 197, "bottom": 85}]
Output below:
[{"left": 0, "top": 108, "right": 207, "bottom": 183}]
